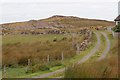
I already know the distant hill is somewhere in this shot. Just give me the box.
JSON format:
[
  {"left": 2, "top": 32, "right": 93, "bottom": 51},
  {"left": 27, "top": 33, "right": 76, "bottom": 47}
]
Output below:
[
  {"left": 1, "top": 20, "right": 52, "bottom": 30},
  {"left": 42, "top": 15, "right": 115, "bottom": 28},
  {"left": 1, "top": 15, "right": 115, "bottom": 30},
  {"left": 1, "top": 15, "right": 115, "bottom": 35}
]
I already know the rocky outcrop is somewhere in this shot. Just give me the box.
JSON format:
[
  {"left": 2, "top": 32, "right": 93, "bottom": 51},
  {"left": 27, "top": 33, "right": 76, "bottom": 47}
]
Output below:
[
  {"left": 76, "top": 29, "right": 92, "bottom": 53},
  {"left": 1, "top": 15, "right": 115, "bottom": 35}
]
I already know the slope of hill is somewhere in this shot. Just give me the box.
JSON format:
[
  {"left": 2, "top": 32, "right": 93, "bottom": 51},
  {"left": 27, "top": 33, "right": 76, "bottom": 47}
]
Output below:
[
  {"left": 1, "top": 20, "right": 52, "bottom": 30},
  {"left": 1, "top": 15, "right": 115, "bottom": 35},
  {"left": 42, "top": 15, "right": 115, "bottom": 28}
]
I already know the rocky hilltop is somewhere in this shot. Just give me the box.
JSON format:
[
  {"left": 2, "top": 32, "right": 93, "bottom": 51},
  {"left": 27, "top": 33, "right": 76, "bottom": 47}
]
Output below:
[{"left": 1, "top": 15, "right": 115, "bottom": 35}]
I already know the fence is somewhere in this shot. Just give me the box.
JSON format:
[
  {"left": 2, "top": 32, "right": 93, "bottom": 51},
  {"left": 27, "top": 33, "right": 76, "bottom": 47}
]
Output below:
[{"left": 113, "top": 32, "right": 120, "bottom": 38}]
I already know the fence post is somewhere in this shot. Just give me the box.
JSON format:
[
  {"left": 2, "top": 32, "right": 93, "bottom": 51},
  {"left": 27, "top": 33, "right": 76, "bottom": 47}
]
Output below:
[
  {"left": 72, "top": 33, "right": 75, "bottom": 48},
  {"left": 61, "top": 51, "right": 64, "bottom": 61},
  {"left": 3, "top": 65, "right": 6, "bottom": 78},
  {"left": 47, "top": 55, "right": 50, "bottom": 63},
  {"left": 112, "top": 31, "right": 115, "bottom": 38},
  {"left": 28, "top": 59, "right": 31, "bottom": 67},
  {"left": 26, "top": 59, "right": 31, "bottom": 73},
  {"left": 76, "top": 43, "right": 80, "bottom": 54}
]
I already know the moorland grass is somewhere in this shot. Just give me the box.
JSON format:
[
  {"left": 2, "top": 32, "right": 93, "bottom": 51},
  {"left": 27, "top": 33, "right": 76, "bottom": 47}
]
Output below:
[
  {"left": 90, "top": 32, "right": 106, "bottom": 61},
  {"left": 2, "top": 34, "right": 68, "bottom": 44},
  {"left": 63, "top": 32, "right": 97, "bottom": 66},
  {"left": 2, "top": 33, "right": 85, "bottom": 78},
  {"left": 64, "top": 32, "right": 118, "bottom": 78}
]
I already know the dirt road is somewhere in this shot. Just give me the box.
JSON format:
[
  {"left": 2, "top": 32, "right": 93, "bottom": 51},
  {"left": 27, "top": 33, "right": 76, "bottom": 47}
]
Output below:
[
  {"left": 34, "top": 32, "right": 101, "bottom": 78},
  {"left": 77, "top": 32, "right": 101, "bottom": 64},
  {"left": 34, "top": 68, "right": 65, "bottom": 78},
  {"left": 98, "top": 32, "right": 110, "bottom": 61}
]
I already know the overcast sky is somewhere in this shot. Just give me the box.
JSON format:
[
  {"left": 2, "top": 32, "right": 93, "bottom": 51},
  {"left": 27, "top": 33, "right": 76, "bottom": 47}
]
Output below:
[{"left": 0, "top": 0, "right": 120, "bottom": 24}]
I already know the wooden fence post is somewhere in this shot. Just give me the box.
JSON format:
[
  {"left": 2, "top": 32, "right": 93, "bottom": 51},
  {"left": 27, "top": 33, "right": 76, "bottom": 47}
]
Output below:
[
  {"left": 76, "top": 43, "right": 80, "bottom": 54},
  {"left": 112, "top": 31, "right": 115, "bottom": 38},
  {"left": 47, "top": 55, "right": 50, "bottom": 63},
  {"left": 26, "top": 59, "right": 31, "bottom": 73},
  {"left": 61, "top": 51, "right": 64, "bottom": 61},
  {"left": 28, "top": 59, "right": 31, "bottom": 67},
  {"left": 72, "top": 33, "right": 75, "bottom": 48},
  {"left": 3, "top": 65, "right": 6, "bottom": 78}
]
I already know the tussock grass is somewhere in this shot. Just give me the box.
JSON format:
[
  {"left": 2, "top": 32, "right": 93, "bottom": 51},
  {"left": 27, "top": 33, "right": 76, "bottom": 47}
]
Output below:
[
  {"left": 90, "top": 33, "right": 106, "bottom": 60},
  {"left": 2, "top": 34, "right": 67, "bottom": 44},
  {"left": 3, "top": 40, "right": 76, "bottom": 66},
  {"left": 65, "top": 55, "right": 118, "bottom": 78},
  {"left": 64, "top": 37, "right": 118, "bottom": 78},
  {"left": 2, "top": 33, "right": 85, "bottom": 78}
]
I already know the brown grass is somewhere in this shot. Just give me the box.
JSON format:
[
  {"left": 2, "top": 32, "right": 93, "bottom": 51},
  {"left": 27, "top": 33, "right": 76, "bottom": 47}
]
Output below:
[
  {"left": 65, "top": 39, "right": 118, "bottom": 78},
  {"left": 2, "top": 36, "right": 83, "bottom": 67},
  {"left": 43, "top": 15, "right": 115, "bottom": 28}
]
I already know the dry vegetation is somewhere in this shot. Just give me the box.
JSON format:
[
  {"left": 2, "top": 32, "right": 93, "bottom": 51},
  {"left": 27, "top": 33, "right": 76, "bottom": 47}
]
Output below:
[
  {"left": 2, "top": 33, "right": 85, "bottom": 73},
  {"left": 43, "top": 15, "right": 115, "bottom": 28},
  {"left": 1, "top": 15, "right": 115, "bottom": 35},
  {"left": 1, "top": 15, "right": 116, "bottom": 78},
  {"left": 65, "top": 38, "right": 118, "bottom": 78}
]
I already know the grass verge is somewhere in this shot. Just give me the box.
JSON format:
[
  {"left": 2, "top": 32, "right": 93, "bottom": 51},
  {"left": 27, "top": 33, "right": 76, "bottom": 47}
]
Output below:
[
  {"left": 3, "top": 32, "right": 97, "bottom": 78},
  {"left": 90, "top": 32, "right": 106, "bottom": 61}
]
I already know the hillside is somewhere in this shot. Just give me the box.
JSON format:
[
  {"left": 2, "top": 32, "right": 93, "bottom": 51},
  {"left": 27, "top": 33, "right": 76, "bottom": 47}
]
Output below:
[
  {"left": 42, "top": 15, "right": 115, "bottom": 28},
  {"left": 2, "top": 15, "right": 118, "bottom": 78},
  {"left": 1, "top": 15, "right": 115, "bottom": 35},
  {"left": 1, "top": 20, "right": 52, "bottom": 30}
]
